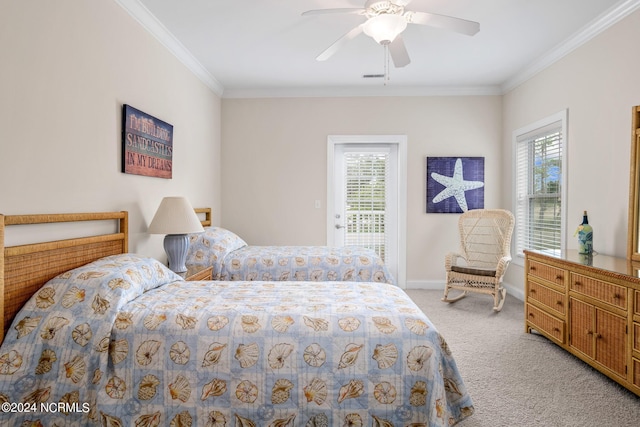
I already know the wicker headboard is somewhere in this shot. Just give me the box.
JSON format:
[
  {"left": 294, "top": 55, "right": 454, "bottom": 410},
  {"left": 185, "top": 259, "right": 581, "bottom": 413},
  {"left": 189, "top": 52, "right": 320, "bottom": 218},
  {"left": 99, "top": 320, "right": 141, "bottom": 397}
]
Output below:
[
  {"left": 195, "top": 207, "right": 212, "bottom": 227},
  {"left": 0, "top": 211, "right": 128, "bottom": 343}
]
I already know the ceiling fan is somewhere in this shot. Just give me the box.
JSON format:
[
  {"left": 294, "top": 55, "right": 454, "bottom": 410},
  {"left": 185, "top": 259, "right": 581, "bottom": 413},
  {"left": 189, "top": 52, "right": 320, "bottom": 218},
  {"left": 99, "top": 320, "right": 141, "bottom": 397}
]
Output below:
[{"left": 302, "top": 0, "right": 480, "bottom": 68}]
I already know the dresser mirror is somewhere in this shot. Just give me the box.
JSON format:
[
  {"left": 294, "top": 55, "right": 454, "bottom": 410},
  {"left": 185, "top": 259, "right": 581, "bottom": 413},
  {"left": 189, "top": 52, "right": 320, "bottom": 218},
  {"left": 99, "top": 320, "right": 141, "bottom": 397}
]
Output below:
[{"left": 628, "top": 105, "right": 640, "bottom": 261}]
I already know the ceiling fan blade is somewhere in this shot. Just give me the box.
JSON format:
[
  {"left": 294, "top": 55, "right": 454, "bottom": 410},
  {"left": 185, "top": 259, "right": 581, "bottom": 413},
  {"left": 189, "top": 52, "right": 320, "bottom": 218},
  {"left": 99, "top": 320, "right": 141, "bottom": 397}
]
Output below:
[
  {"left": 302, "top": 8, "right": 365, "bottom": 17},
  {"left": 316, "top": 24, "right": 364, "bottom": 61},
  {"left": 389, "top": 35, "right": 410, "bottom": 68},
  {"left": 406, "top": 11, "right": 480, "bottom": 36}
]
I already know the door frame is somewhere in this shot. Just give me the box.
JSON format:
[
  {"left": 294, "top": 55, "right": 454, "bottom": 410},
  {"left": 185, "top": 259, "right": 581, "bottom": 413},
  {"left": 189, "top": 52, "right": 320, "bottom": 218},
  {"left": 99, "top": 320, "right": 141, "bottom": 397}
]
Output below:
[{"left": 327, "top": 135, "right": 407, "bottom": 288}]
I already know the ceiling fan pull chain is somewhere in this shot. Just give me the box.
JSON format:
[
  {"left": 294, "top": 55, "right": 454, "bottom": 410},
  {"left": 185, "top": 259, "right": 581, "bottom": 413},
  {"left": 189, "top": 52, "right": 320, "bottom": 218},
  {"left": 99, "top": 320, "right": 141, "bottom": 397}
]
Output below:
[{"left": 384, "top": 43, "right": 390, "bottom": 85}]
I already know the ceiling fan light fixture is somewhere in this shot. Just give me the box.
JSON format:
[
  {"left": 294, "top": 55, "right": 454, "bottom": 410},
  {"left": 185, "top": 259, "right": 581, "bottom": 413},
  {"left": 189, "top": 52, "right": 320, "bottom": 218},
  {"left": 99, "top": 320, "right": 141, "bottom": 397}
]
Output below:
[{"left": 362, "top": 14, "right": 407, "bottom": 44}]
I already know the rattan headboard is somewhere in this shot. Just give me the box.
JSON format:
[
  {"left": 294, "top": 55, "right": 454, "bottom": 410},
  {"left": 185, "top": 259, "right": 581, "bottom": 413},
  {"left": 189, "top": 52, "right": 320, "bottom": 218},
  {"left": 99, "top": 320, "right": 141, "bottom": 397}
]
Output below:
[
  {"left": 195, "top": 207, "right": 212, "bottom": 227},
  {"left": 0, "top": 211, "right": 128, "bottom": 343}
]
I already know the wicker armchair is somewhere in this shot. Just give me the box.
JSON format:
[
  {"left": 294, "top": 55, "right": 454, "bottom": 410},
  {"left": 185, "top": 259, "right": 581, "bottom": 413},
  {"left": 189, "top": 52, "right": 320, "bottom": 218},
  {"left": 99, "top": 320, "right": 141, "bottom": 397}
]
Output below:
[{"left": 442, "top": 209, "right": 515, "bottom": 312}]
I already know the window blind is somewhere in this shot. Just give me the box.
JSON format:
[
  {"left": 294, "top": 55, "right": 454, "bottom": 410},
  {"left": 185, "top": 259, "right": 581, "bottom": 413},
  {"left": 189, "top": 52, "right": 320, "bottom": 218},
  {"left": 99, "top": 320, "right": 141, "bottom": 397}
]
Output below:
[
  {"left": 344, "top": 151, "right": 389, "bottom": 261},
  {"left": 515, "top": 122, "right": 563, "bottom": 255}
]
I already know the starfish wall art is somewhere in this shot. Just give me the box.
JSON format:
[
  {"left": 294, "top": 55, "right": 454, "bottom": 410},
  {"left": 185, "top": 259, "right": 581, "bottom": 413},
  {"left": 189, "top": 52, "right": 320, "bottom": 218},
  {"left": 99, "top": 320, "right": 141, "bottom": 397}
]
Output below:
[{"left": 426, "top": 157, "right": 484, "bottom": 213}]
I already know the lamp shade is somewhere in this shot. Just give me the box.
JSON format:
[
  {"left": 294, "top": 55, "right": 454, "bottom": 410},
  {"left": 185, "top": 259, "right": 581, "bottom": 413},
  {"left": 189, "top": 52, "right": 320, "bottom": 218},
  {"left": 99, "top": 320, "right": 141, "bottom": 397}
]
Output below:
[
  {"left": 363, "top": 14, "right": 407, "bottom": 44},
  {"left": 148, "top": 197, "right": 204, "bottom": 235}
]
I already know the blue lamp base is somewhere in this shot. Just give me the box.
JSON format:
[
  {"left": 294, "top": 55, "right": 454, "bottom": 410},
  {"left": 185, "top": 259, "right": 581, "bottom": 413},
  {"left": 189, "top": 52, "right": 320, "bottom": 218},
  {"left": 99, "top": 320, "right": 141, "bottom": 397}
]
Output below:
[{"left": 163, "top": 233, "right": 189, "bottom": 273}]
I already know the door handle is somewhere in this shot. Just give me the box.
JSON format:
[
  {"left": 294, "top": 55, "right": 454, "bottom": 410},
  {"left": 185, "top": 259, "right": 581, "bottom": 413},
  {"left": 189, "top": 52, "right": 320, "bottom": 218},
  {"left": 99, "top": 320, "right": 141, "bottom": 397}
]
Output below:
[{"left": 335, "top": 224, "right": 345, "bottom": 229}]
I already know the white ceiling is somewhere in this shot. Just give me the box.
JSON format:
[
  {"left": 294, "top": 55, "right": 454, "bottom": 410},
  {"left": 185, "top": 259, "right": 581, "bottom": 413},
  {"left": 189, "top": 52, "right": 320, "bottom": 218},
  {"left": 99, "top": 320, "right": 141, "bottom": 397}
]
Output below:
[{"left": 122, "top": 0, "right": 638, "bottom": 97}]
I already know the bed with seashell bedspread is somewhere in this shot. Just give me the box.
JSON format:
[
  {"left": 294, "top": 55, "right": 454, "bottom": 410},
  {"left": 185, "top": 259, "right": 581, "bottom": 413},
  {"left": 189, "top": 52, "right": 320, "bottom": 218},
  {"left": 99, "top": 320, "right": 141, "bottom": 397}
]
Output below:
[
  {"left": 186, "top": 226, "right": 396, "bottom": 285},
  {"left": 0, "top": 253, "right": 473, "bottom": 426},
  {"left": 0, "top": 212, "right": 472, "bottom": 426}
]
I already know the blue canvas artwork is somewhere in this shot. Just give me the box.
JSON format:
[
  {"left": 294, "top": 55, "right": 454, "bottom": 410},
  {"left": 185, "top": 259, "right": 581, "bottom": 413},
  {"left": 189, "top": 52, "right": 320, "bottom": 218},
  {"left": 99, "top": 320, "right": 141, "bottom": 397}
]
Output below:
[{"left": 426, "top": 157, "right": 485, "bottom": 213}]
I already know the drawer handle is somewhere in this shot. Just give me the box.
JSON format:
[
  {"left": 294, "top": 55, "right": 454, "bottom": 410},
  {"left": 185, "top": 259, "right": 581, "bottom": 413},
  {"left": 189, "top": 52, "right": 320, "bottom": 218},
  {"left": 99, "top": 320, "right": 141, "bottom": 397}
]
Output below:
[
  {"left": 530, "top": 266, "right": 537, "bottom": 271},
  {"left": 528, "top": 313, "right": 534, "bottom": 318},
  {"left": 586, "top": 330, "right": 593, "bottom": 335},
  {"left": 574, "top": 281, "right": 582, "bottom": 286},
  {"left": 553, "top": 327, "right": 560, "bottom": 332},
  {"left": 529, "top": 289, "right": 536, "bottom": 294},
  {"left": 613, "top": 294, "right": 620, "bottom": 300},
  {"left": 596, "top": 333, "right": 603, "bottom": 339},
  {"left": 556, "top": 301, "right": 563, "bottom": 306},
  {"left": 555, "top": 274, "right": 563, "bottom": 280}
]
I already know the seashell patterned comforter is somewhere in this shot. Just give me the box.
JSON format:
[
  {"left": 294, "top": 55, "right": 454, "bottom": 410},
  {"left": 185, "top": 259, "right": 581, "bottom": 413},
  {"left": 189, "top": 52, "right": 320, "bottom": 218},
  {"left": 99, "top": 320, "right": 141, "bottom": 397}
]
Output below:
[
  {"left": 186, "top": 227, "right": 396, "bottom": 284},
  {"left": 0, "top": 254, "right": 473, "bottom": 426}
]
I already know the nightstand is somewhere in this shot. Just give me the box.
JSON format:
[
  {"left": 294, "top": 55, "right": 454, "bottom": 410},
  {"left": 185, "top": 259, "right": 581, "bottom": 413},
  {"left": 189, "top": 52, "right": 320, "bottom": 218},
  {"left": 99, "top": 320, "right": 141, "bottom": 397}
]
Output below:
[{"left": 181, "top": 265, "right": 213, "bottom": 281}]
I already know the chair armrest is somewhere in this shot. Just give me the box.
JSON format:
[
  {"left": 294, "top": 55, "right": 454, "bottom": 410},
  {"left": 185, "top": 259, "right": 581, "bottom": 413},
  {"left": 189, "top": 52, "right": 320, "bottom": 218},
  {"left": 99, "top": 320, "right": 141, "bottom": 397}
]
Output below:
[
  {"left": 445, "top": 252, "right": 466, "bottom": 271},
  {"left": 495, "top": 255, "right": 512, "bottom": 278}
]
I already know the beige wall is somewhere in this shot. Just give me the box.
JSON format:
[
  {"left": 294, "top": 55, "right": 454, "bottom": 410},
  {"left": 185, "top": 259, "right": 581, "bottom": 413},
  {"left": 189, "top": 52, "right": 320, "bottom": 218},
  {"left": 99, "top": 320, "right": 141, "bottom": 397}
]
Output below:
[
  {"left": 502, "top": 9, "right": 640, "bottom": 290},
  {"left": 0, "top": 0, "right": 221, "bottom": 262},
  {"left": 221, "top": 96, "right": 503, "bottom": 286}
]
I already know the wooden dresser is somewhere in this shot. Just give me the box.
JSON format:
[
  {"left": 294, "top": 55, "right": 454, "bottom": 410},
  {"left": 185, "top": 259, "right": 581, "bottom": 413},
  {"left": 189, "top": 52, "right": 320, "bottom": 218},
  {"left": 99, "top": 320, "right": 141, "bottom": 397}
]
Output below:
[{"left": 524, "top": 249, "right": 640, "bottom": 396}]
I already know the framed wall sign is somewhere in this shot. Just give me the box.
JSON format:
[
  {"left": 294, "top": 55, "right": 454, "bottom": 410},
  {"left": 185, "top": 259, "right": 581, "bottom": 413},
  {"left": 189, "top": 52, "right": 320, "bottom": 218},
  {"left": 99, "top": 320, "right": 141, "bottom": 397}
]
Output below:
[
  {"left": 122, "top": 104, "right": 173, "bottom": 179},
  {"left": 426, "top": 156, "right": 485, "bottom": 213}
]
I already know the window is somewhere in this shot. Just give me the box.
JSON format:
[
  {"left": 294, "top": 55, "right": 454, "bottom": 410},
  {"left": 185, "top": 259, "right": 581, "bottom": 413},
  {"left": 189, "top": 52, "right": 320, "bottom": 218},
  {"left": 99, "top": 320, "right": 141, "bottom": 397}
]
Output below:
[
  {"left": 513, "top": 110, "right": 567, "bottom": 260},
  {"left": 344, "top": 150, "right": 389, "bottom": 260}
]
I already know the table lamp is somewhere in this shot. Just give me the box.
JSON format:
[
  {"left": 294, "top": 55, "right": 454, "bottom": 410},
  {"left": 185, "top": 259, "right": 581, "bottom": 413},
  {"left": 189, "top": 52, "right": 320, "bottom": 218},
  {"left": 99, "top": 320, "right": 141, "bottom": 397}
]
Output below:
[{"left": 148, "top": 196, "right": 204, "bottom": 273}]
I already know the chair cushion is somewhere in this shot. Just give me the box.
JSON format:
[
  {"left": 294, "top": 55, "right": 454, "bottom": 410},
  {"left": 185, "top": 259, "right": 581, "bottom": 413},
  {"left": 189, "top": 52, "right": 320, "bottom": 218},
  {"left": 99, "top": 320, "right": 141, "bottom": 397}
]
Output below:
[{"left": 451, "top": 265, "right": 497, "bottom": 277}]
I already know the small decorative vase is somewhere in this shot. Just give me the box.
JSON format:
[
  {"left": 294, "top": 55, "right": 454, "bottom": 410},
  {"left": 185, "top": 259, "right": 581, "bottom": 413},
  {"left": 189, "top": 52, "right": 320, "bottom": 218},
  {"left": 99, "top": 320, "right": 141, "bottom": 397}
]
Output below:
[{"left": 576, "top": 211, "right": 593, "bottom": 255}]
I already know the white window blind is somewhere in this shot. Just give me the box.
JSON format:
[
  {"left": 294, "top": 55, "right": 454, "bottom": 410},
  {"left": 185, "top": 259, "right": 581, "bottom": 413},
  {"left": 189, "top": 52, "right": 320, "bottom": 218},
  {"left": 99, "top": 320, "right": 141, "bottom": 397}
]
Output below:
[
  {"left": 344, "top": 151, "right": 389, "bottom": 261},
  {"left": 515, "top": 118, "right": 564, "bottom": 256}
]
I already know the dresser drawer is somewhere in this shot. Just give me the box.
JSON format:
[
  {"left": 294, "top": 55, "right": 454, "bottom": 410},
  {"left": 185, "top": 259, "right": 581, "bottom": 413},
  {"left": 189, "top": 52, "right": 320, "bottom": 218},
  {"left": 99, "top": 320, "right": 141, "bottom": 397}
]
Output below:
[
  {"left": 528, "top": 279, "right": 566, "bottom": 317},
  {"left": 634, "top": 358, "right": 640, "bottom": 390},
  {"left": 635, "top": 290, "right": 640, "bottom": 317},
  {"left": 527, "top": 259, "right": 566, "bottom": 287},
  {"left": 634, "top": 322, "right": 640, "bottom": 355},
  {"left": 570, "top": 273, "right": 627, "bottom": 310},
  {"left": 527, "top": 303, "right": 565, "bottom": 344}
]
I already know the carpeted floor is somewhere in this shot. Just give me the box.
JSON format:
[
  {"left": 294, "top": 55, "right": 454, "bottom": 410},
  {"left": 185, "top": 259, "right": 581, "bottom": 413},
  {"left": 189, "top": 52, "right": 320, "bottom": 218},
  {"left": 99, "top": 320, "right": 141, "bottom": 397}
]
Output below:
[{"left": 405, "top": 289, "right": 640, "bottom": 427}]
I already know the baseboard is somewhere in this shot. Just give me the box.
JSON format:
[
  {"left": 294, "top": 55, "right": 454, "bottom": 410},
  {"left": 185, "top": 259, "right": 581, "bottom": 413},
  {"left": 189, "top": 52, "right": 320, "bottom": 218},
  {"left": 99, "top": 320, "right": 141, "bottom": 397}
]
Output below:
[
  {"left": 405, "top": 280, "right": 525, "bottom": 302},
  {"left": 503, "top": 282, "right": 524, "bottom": 301}
]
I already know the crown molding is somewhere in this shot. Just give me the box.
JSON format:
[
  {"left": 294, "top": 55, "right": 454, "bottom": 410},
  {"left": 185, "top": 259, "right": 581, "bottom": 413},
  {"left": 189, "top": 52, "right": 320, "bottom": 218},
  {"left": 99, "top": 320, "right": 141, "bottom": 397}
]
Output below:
[
  {"left": 114, "top": 0, "right": 224, "bottom": 96},
  {"left": 222, "top": 85, "right": 503, "bottom": 99},
  {"left": 502, "top": 0, "right": 640, "bottom": 93}
]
